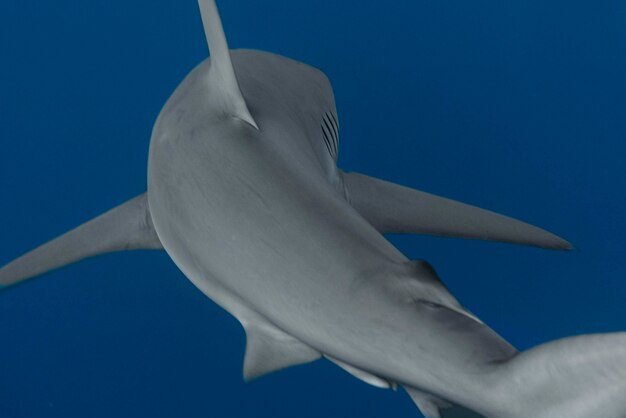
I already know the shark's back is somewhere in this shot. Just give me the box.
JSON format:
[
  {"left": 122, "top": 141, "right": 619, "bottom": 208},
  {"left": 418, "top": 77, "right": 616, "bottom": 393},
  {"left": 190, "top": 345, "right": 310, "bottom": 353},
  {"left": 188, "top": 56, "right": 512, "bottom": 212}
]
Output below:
[
  {"left": 147, "top": 46, "right": 409, "bottom": 332},
  {"left": 152, "top": 49, "right": 340, "bottom": 182}
]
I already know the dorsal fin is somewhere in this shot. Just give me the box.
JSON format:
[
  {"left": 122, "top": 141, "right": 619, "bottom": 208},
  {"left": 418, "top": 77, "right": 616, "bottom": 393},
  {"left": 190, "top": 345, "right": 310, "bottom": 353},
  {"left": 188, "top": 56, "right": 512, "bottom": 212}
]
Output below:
[{"left": 197, "top": 0, "right": 258, "bottom": 129}]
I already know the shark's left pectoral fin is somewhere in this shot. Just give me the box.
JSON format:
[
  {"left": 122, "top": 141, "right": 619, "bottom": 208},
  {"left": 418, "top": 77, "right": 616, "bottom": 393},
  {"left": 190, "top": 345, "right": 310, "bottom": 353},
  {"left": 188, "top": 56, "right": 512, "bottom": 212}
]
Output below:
[
  {"left": 242, "top": 318, "right": 321, "bottom": 381},
  {"left": 0, "top": 193, "right": 162, "bottom": 290},
  {"left": 342, "top": 171, "right": 572, "bottom": 250},
  {"left": 198, "top": 0, "right": 258, "bottom": 129}
]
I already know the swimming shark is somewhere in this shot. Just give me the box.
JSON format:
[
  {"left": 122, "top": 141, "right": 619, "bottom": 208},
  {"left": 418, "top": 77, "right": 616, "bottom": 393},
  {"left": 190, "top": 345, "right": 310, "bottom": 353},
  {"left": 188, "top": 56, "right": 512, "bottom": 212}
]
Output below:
[{"left": 1, "top": 1, "right": 625, "bottom": 417}]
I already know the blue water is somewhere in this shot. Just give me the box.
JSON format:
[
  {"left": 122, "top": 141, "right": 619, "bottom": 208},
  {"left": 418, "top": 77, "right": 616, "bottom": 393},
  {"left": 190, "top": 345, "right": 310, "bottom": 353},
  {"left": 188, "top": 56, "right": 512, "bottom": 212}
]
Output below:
[{"left": 1, "top": 0, "right": 625, "bottom": 416}]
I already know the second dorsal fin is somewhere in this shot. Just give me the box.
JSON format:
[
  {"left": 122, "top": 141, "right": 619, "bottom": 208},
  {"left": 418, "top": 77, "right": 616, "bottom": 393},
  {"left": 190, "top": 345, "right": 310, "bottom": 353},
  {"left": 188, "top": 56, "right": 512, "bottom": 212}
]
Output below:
[
  {"left": 197, "top": 0, "right": 258, "bottom": 129},
  {"left": 404, "top": 386, "right": 486, "bottom": 418},
  {"left": 241, "top": 317, "right": 321, "bottom": 381}
]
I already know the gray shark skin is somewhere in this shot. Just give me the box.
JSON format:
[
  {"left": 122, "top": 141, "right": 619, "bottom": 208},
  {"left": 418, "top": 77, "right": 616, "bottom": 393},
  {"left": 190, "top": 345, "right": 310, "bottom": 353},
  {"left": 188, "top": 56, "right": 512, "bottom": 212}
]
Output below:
[{"left": 1, "top": 1, "right": 625, "bottom": 417}]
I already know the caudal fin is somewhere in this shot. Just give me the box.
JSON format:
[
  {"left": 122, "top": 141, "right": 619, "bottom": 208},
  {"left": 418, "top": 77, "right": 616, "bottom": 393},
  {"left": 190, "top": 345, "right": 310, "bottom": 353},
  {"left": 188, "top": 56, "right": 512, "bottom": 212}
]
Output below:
[
  {"left": 0, "top": 193, "right": 162, "bottom": 290},
  {"left": 493, "top": 332, "right": 626, "bottom": 418},
  {"left": 403, "top": 333, "right": 626, "bottom": 417}
]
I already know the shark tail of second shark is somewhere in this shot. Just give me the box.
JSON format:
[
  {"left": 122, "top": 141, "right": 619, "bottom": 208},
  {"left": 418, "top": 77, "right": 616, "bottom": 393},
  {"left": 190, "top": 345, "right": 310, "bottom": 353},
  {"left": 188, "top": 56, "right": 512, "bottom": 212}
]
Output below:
[
  {"left": 0, "top": 193, "right": 162, "bottom": 291},
  {"left": 491, "top": 332, "right": 626, "bottom": 418},
  {"left": 406, "top": 332, "right": 626, "bottom": 418}
]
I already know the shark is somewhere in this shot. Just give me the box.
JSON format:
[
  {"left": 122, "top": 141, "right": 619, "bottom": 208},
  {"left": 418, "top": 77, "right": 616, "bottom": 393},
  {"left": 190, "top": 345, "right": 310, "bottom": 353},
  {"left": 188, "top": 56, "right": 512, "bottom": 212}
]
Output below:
[{"left": 2, "top": 1, "right": 625, "bottom": 417}]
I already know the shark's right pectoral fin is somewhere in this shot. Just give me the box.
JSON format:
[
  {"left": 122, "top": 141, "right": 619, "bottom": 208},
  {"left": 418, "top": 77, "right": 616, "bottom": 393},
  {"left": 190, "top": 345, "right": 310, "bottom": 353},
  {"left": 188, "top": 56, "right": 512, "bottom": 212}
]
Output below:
[
  {"left": 342, "top": 171, "right": 572, "bottom": 250},
  {"left": 0, "top": 193, "right": 162, "bottom": 290}
]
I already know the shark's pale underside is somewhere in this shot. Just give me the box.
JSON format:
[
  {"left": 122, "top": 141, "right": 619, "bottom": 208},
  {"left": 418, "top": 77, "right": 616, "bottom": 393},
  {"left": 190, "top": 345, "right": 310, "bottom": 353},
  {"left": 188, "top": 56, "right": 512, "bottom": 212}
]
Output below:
[{"left": 2, "top": 1, "right": 625, "bottom": 417}]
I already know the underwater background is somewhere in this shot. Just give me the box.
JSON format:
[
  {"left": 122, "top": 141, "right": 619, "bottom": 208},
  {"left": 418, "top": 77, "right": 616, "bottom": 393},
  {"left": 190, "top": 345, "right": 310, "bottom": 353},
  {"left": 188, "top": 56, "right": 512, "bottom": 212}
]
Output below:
[{"left": 1, "top": 0, "right": 625, "bottom": 416}]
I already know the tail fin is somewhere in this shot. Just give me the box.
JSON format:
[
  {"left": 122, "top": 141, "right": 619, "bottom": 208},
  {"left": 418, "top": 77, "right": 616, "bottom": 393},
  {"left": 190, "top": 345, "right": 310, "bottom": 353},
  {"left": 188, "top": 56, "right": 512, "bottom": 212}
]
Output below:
[
  {"left": 0, "top": 193, "right": 162, "bottom": 290},
  {"left": 404, "top": 333, "right": 626, "bottom": 417},
  {"left": 494, "top": 332, "right": 626, "bottom": 418}
]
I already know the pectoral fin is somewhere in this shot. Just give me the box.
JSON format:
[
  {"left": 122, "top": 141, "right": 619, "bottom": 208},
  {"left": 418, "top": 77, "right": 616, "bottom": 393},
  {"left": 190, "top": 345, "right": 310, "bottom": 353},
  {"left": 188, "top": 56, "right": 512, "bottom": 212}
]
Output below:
[
  {"left": 342, "top": 172, "right": 571, "bottom": 250},
  {"left": 0, "top": 193, "right": 162, "bottom": 290}
]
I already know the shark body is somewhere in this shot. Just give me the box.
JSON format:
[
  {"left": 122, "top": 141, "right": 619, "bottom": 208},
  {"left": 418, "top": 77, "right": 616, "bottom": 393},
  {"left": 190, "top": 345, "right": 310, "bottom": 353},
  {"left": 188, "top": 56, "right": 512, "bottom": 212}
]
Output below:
[{"left": 2, "top": 2, "right": 625, "bottom": 417}]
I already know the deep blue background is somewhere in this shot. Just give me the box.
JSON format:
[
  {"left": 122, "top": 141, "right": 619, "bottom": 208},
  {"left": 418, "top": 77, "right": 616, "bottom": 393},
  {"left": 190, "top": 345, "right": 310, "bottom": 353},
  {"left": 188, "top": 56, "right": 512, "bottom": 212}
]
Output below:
[{"left": 1, "top": 0, "right": 625, "bottom": 416}]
